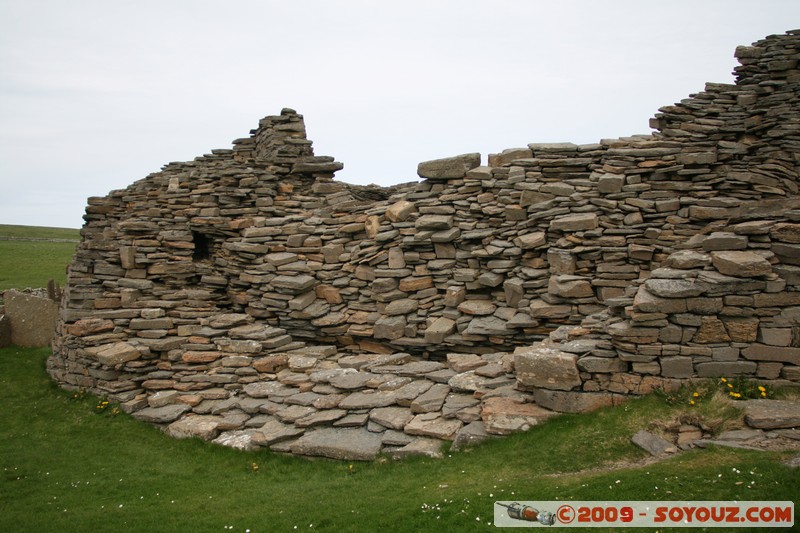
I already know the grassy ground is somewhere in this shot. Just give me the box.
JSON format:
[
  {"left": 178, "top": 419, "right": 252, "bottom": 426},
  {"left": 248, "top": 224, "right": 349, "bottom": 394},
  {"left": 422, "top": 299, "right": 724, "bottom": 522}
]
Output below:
[
  {"left": 0, "top": 225, "right": 79, "bottom": 291},
  {"left": 1, "top": 347, "right": 797, "bottom": 532}
]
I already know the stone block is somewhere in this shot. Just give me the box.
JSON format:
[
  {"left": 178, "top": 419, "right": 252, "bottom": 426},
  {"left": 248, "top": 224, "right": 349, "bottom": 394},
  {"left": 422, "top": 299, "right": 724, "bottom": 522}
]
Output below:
[
  {"left": 532, "top": 389, "right": 617, "bottom": 413},
  {"left": 702, "top": 232, "right": 748, "bottom": 251},
  {"left": 660, "top": 356, "right": 694, "bottom": 378},
  {"left": 290, "top": 428, "right": 383, "bottom": 461},
  {"left": 695, "top": 361, "right": 757, "bottom": 377},
  {"left": 514, "top": 231, "right": 546, "bottom": 249},
  {"left": 514, "top": 344, "right": 581, "bottom": 391},
  {"left": 742, "top": 344, "right": 800, "bottom": 364},
  {"left": 4, "top": 290, "right": 59, "bottom": 347},
  {"left": 711, "top": 251, "right": 772, "bottom": 278},
  {"left": 417, "top": 153, "right": 481, "bottom": 180},
  {"left": 549, "top": 213, "right": 598, "bottom": 232},
  {"left": 480, "top": 397, "right": 558, "bottom": 435},
  {"left": 548, "top": 275, "right": 594, "bottom": 299}
]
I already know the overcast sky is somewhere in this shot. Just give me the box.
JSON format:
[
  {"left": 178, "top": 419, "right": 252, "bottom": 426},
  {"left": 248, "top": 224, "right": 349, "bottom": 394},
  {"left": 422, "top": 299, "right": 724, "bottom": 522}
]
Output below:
[{"left": 1, "top": 1, "right": 799, "bottom": 229}]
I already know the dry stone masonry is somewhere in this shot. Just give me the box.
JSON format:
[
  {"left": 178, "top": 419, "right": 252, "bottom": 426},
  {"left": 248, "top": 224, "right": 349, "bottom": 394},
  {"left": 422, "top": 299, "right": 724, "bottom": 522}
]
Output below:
[{"left": 49, "top": 30, "right": 800, "bottom": 460}]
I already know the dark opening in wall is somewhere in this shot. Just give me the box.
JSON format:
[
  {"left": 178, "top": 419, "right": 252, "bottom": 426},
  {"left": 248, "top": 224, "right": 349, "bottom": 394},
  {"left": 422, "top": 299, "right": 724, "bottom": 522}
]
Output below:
[{"left": 192, "top": 232, "right": 211, "bottom": 261}]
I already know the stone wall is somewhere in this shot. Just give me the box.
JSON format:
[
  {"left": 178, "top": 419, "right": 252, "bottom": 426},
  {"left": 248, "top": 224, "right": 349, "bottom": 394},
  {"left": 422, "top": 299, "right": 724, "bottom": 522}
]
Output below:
[{"left": 48, "top": 30, "right": 800, "bottom": 459}]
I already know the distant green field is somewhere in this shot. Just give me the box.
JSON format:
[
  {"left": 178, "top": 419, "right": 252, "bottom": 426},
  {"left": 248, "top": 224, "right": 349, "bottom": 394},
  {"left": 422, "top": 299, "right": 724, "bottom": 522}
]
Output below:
[
  {"left": 0, "top": 225, "right": 79, "bottom": 291},
  {"left": 0, "top": 224, "right": 80, "bottom": 241}
]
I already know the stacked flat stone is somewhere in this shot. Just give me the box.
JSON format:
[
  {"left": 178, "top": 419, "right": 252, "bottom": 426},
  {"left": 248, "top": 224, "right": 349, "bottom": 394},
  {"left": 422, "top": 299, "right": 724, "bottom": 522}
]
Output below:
[{"left": 48, "top": 31, "right": 800, "bottom": 458}]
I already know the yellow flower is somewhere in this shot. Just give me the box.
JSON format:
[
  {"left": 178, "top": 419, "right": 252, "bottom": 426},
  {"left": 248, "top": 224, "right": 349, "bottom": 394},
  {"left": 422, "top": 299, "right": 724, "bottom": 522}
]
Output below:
[
  {"left": 720, "top": 377, "right": 728, "bottom": 383},
  {"left": 758, "top": 386, "right": 766, "bottom": 392},
  {"left": 761, "top": 391, "right": 767, "bottom": 397},
  {"left": 689, "top": 400, "right": 696, "bottom": 406},
  {"left": 692, "top": 392, "right": 700, "bottom": 398},
  {"left": 727, "top": 383, "right": 734, "bottom": 389}
]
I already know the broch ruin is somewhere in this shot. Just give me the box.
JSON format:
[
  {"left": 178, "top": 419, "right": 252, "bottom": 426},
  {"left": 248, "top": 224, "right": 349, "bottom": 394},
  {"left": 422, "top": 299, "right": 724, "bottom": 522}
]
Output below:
[{"left": 49, "top": 30, "right": 800, "bottom": 460}]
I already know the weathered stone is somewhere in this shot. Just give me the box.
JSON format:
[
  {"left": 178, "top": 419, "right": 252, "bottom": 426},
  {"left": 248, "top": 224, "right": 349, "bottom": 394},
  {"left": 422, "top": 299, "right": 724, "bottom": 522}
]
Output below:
[
  {"left": 514, "top": 231, "right": 546, "bottom": 249},
  {"left": 404, "top": 413, "right": 462, "bottom": 440},
  {"left": 132, "top": 404, "right": 192, "bottom": 424},
  {"left": 548, "top": 275, "right": 594, "bottom": 299},
  {"left": 4, "top": 290, "right": 59, "bottom": 347},
  {"left": 415, "top": 214, "right": 453, "bottom": 231},
  {"left": 464, "top": 316, "right": 507, "bottom": 336},
  {"left": 481, "top": 397, "right": 558, "bottom": 435},
  {"left": 663, "top": 250, "right": 712, "bottom": 269},
  {"left": 457, "top": 300, "right": 496, "bottom": 316},
  {"left": 419, "top": 321, "right": 453, "bottom": 351},
  {"left": 410, "top": 383, "right": 450, "bottom": 413},
  {"left": 417, "top": 153, "right": 481, "bottom": 179},
  {"left": 87, "top": 342, "right": 142, "bottom": 366},
  {"left": 450, "top": 421, "right": 493, "bottom": 451},
  {"left": 631, "top": 430, "right": 678, "bottom": 456},
  {"left": 743, "top": 400, "right": 800, "bottom": 429},
  {"left": 251, "top": 418, "right": 305, "bottom": 446},
  {"left": 514, "top": 345, "right": 581, "bottom": 391},
  {"left": 533, "top": 390, "right": 618, "bottom": 413},
  {"left": 644, "top": 278, "right": 704, "bottom": 298},
  {"left": 711, "top": 251, "right": 772, "bottom": 278},
  {"left": 389, "top": 438, "right": 444, "bottom": 459},
  {"left": 549, "top": 213, "right": 598, "bottom": 232},
  {"left": 369, "top": 407, "right": 414, "bottom": 429},
  {"left": 702, "top": 232, "right": 748, "bottom": 251},
  {"left": 290, "top": 428, "right": 384, "bottom": 460},
  {"left": 385, "top": 200, "right": 416, "bottom": 222},
  {"left": 167, "top": 415, "right": 222, "bottom": 440}
]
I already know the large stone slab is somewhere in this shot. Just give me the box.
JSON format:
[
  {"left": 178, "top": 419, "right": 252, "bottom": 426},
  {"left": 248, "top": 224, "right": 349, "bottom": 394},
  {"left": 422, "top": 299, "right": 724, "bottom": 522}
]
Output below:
[
  {"left": 132, "top": 404, "right": 192, "bottom": 424},
  {"left": 290, "top": 428, "right": 384, "bottom": 461},
  {"left": 481, "top": 397, "right": 558, "bottom": 435},
  {"left": 404, "top": 413, "right": 462, "bottom": 440},
  {"left": 743, "top": 400, "right": 800, "bottom": 429},
  {"left": 3, "top": 290, "right": 59, "bottom": 347},
  {"left": 166, "top": 415, "right": 222, "bottom": 440},
  {"left": 417, "top": 153, "right": 481, "bottom": 180},
  {"left": 514, "top": 344, "right": 581, "bottom": 391},
  {"left": 711, "top": 251, "right": 772, "bottom": 278}
]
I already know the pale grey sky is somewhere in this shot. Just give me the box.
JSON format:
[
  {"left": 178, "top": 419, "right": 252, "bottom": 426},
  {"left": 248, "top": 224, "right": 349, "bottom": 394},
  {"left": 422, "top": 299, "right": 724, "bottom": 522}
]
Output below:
[{"left": 1, "top": 0, "right": 799, "bottom": 229}]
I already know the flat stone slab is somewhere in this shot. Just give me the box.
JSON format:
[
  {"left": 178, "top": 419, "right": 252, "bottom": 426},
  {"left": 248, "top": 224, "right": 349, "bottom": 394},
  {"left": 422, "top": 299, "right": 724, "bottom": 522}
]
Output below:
[
  {"left": 213, "top": 430, "right": 257, "bottom": 451},
  {"left": 481, "top": 397, "right": 558, "bottom": 435},
  {"left": 631, "top": 430, "right": 678, "bottom": 456},
  {"left": 251, "top": 418, "right": 305, "bottom": 446},
  {"left": 132, "top": 403, "right": 191, "bottom": 424},
  {"left": 166, "top": 415, "right": 222, "bottom": 440},
  {"left": 290, "top": 428, "right": 384, "bottom": 461},
  {"left": 451, "top": 421, "right": 492, "bottom": 451},
  {"left": 370, "top": 407, "right": 414, "bottom": 430},
  {"left": 389, "top": 438, "right": 444, "bottom": 459},
  {"left": 743, "top": 399, "right": 800, "bottom": 429},
  {"left": 404, "top": 413, "right": 462, "bottom": 440}
]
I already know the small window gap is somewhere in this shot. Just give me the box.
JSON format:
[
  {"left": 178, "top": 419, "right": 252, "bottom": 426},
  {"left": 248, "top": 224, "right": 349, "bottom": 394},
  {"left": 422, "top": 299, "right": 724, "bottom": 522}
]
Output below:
[{"left": 192, "top": 232, "right": 211, "bottom": 261}]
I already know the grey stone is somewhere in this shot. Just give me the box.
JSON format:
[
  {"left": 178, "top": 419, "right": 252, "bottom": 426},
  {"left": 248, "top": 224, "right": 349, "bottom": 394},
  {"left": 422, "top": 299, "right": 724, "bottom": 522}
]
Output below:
[
  {"left": 389, "top": 438, "right": 444, "bottom": 459},
  {"left": 743, "top": 400, "right": 800, "bottom": 429},
  {"left": 417, "top": 153, "right": 481, "bottom": 179},
  {"left": 290, "top": 428, "right": 384, "bottom": 461},
  {"left": 514, "top": 345, "right": 581, "bottom": 391},
  {"left": 631, "top": 430, "right": 678, "bottom": 456},
  {"left": 410, "top": 383, "right": 451, "bottom": 413},
  {"left": 166, "top": 415, "right": 222, "bottom": 440},
  {"left": 451, "top": 421, "right": 493, "bottom": 451},
  {"left": 369, "top": 407, "right": 415, "bottom": 430},
  {"left": 132, "top": 404, "right": 192, "bottom": 424},
  {"left": 404, "top": 413, "right": 463, "bottom": 440}
]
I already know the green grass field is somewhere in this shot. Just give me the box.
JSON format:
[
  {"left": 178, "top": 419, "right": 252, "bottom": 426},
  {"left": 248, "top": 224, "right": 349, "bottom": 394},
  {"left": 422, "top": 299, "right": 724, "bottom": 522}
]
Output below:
[
  {"left": 0, "top": 224, "right": 79, "bottom": 291},
  {"left": 1, "top": 347, "right": 797, "bottom": 532}
]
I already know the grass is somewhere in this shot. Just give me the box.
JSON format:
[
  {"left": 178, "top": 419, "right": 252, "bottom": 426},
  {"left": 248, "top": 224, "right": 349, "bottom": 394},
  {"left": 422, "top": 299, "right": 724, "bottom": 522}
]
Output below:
[
  {"left": 1, "top": 347, "right": 797, "bottom": 532},
  {"left": 0, "top": 224, "right": 80, "bottom": 241},
  {"left": 0, "top": 225, "right": 79, "bottom": 291}
]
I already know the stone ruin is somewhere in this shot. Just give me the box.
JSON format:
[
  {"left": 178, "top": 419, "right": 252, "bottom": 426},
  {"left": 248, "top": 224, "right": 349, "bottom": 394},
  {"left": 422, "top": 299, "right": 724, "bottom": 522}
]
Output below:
[{"left": 48, "top": 30, "right": 800, "bottom": 460}]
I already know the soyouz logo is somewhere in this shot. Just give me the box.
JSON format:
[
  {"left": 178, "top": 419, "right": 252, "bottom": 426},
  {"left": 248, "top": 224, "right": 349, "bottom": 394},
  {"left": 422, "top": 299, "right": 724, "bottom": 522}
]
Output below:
[{"left": 493, "top": 501, "right": 794, "bottom": 528}]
